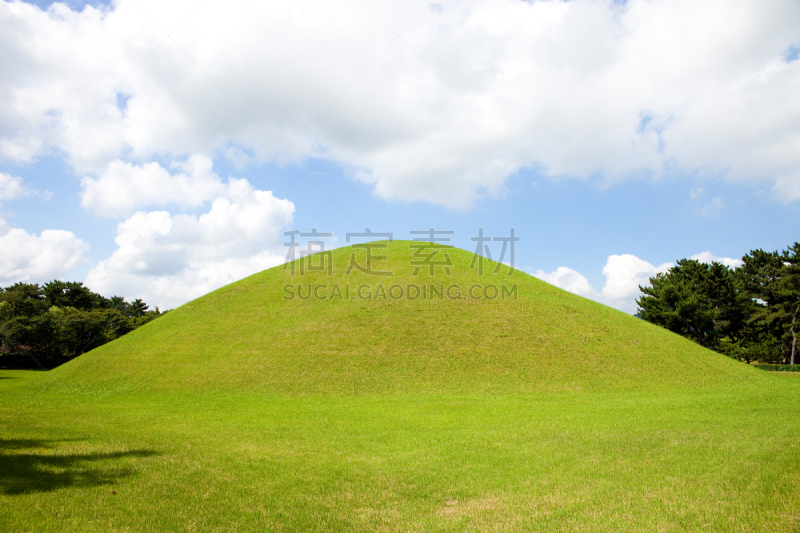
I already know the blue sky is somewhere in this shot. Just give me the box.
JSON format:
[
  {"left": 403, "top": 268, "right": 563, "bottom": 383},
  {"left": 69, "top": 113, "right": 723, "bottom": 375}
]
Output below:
[{"left": 1, "top": 0, "right": 799, "bottom": 312}]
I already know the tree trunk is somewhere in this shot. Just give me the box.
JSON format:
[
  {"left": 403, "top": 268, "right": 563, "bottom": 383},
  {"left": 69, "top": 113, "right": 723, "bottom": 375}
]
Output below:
[{"left": 791, "top": 307, "right": 798, "bottom": 366}]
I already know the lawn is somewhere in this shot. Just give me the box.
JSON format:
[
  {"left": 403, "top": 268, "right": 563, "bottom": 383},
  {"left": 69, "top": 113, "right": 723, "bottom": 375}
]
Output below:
[
  {"left": 2, "top": 242, "right": 799, "bottom": 531},
  {"left": 2, "top": 370, "right": 799, "bottom": 532}
]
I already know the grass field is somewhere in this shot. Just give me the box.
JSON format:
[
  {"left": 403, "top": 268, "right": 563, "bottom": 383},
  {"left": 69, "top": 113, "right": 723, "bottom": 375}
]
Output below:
[{"left": 2, "top": 242, "right": 799, "bottom": 531}]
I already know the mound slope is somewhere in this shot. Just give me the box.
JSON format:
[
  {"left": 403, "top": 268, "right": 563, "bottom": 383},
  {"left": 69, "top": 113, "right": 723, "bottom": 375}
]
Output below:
[{"left": 53, "top": 241, "right": 754, "bottom": 393}]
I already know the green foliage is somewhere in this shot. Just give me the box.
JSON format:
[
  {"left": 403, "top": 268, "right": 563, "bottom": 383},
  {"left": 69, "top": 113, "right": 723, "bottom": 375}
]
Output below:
[
  {"left": 0, "top": 283, "right": 49, "bottom": 319},
  {"left": 43, "top": 281, "right": 105, "bottom": 311},
  {"left": 0, "top": 314, "right": 56, "bottom": 359},
  {"left": 0, "top": 281, "right": 163, "bottom": 366},
  {"left": 49, "top": 307, "right": 134, "bottom": 357},
  {"left": 638, "top": 242, "right": 800, "bottom": 364},
  {"left": 777, "top": 243, "right": 800, "bottom": 364},
  {"left": 637, "top": 259, "right": 746, "bottom": 349}
]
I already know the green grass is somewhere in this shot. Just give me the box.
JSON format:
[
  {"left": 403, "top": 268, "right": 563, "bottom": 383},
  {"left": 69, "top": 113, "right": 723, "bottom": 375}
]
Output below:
[{"left": 2, "top": 242, "right": 799, "bottom": 531}]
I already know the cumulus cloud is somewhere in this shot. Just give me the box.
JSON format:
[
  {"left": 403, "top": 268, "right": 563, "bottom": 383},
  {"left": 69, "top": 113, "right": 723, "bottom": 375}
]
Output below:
[
  {"left": 535, "top": 254, "right": 673, "bottom": 313},
  {"left": 690, "top": 251, "right": 743, "bottom": 269},
  {"left": 84, "top": 182, "right": 295, "bottom": 309},
  {"left": 534, "top": 266, "right": 598, "bottom": 299},
  {"left": 0, "top": 218, "right": 89, "bottom": 285},
  {"left": 80, "top": 155, "right": 237, "bottom": 216},
  {"left": 536, "top": 250, "right": 748, "bottom": 313},
  {"left": 0, "top": 172, "right": 75, "bottom": 285},
  {"left": 0, "top": 0, "right": 798, "bottom": 207},
  {"left": 601, "top": 254, "right": 673, "bottom": 313}
]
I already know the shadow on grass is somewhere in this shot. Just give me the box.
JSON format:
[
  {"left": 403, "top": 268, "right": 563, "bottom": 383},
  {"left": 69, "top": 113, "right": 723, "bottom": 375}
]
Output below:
[{"left": 0, "top": 439, "right": 159, "bottom": 495}]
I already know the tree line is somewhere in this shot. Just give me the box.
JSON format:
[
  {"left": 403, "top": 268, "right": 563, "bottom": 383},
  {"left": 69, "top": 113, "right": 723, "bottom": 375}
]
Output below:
[
  {"left": 0, "top": 281, "right": 164, "bottom": 369},
  {"left": 637, "top": 242, "right": 799, "bottom": 365}
]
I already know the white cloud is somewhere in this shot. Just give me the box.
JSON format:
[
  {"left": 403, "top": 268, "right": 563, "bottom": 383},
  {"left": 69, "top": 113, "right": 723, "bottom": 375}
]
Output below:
[
  {"left": 0, "top": 218, "right": 89, "bottom": 285},
  {"left": 535, "top": 253, "right": 673, "bottom": 313},
  {"left": 0, "top": 171, "right": 51, "bottom": 203},
  {"left": 84, "top": 181, "right": 295, "bottom": 309},
  {"left": 80, "top": 155, "right": 236, "bottom": 216},
  {"left": 690, "top": 251, "right": 743, "bottom": 269},
  {"left": 536, "top": 250, "right": 747, "bottom": 313},
  {"left": 0, "top": 0, "right": 798, "bottom": 207},
  {"left": 0, "top": 174, "right": 76, "bottom": 286},
  {"left": 601, "top": 254, "right": 672, "bottom": 312},
  {"left": 534, "top": 266, "right": 598, "bottom": 299},
  {"left": 225, "top": 147, "right": 256, "bottom": 171},
  {"left": 0, "top": 172, "right": 24, "bottom": 201}
]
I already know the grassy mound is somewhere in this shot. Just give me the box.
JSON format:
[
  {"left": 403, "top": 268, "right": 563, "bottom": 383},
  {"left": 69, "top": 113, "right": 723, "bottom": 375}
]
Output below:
[
  {"left": 52, "top": 241, "right": 752, "bottom": 394},
  {"left": 2, "top": 242, "right": 800, "bottom": 532}
]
